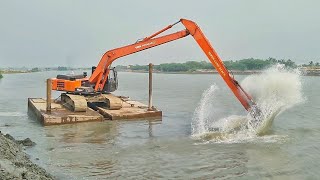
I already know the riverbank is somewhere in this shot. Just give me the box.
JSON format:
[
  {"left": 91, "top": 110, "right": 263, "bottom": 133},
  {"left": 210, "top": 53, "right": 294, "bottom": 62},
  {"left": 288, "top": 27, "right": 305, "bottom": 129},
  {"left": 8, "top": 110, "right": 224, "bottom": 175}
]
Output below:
[
  {"left": 119, "top": 69, "right": 320, "bottom": 76},
  {"left": 0, "top": 70, "right": 30, "bottom": 74},
  {"left": 0, "top": 131, "right": 54, "bottom": 180}
]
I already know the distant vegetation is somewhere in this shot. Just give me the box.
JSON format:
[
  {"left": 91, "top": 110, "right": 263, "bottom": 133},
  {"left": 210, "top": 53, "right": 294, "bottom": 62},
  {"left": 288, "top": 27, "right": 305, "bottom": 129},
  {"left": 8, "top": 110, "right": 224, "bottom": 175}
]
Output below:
[
  {"left": 117, "top": 58, "right": 305, "bottom": 72},
  {"left": 1, "top": 58, "right": 319, "bottom": 75},
  {"left": 57, "top": 66, "right": 68, "bottom": 71},
  {"left": 30, "top": 68, "right": 40, "bottom": 72},
  {"left": 301, "top": 61, "right": 320, "bottom": 68},
  {"left": 0, "top": 66, "right": 91, "bottom": 74}
]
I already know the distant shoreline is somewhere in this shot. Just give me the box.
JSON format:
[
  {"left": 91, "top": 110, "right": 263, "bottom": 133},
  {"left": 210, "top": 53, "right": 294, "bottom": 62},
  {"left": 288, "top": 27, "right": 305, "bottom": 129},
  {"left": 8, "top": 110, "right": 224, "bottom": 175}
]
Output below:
[
  {"left": 121, "top": 70, "right": 260, "bottom": 75},
  {"left": 1, "top": 69, "right": 320, "bottom": 76},
  {"left": 119, "top": 69, "right": 320, "bottom": 76},
  {"left": 0, "top": 70, "right": 30, "bottom": 74}
]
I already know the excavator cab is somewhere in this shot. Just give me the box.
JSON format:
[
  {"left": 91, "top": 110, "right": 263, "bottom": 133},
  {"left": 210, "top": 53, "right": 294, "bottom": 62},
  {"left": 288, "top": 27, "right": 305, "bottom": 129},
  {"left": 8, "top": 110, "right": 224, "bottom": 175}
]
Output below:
[
  {"left": 102, "top": 67, "right": 118, "bottom": 93},
  {"left": 90, "top": 66, "right": 118, "bottom": 93}
]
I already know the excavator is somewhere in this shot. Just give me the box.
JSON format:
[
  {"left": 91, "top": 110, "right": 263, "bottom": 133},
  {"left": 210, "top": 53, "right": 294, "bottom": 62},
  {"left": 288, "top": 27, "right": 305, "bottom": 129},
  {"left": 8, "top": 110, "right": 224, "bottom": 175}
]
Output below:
[{"left": 51, "top": 18, "right": 261, "bottom": 121}]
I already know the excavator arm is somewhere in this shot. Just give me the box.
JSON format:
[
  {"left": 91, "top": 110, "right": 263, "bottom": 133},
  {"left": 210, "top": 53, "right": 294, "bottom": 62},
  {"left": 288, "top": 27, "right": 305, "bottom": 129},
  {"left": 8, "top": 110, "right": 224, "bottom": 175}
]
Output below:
[
  {"left": 89, "top": 18, "right": 256, "bottom": 111},
  {"left": 180, "top": 19, "right": 255, "bottom": 110},
  {"left": 89, "top": 21, "right": 189, "bottom": 92}
]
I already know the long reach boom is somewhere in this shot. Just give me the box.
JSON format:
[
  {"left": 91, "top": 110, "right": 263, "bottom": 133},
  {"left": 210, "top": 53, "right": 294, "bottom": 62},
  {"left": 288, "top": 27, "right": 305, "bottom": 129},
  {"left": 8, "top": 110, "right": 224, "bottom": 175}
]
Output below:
[{"left": 89, "top": 19, "right": 256, "bottom": 111}]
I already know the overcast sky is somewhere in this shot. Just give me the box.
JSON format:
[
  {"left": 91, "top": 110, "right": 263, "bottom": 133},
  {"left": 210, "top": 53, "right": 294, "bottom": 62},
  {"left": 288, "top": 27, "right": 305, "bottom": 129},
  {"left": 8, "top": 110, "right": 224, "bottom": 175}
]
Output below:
[{"left": 1, "top": 0, "right": 319, "bottom": 67}]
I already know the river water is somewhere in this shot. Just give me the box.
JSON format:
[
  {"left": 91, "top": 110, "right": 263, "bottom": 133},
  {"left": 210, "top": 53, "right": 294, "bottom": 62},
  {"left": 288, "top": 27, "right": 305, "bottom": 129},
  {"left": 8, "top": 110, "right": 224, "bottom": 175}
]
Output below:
[{"left": 0, "top": 70, "right": 319, "bottom": 179}]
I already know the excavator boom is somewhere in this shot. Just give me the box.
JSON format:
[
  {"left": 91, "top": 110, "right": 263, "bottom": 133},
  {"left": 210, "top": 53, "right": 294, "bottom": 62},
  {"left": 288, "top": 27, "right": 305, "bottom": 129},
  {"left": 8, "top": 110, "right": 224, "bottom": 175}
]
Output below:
[
  {"left": 90, "top": 28, "right": 189, "bottom": 91},
  {"left": 89, "top": 19, "right": 255, "bottom": 111}
]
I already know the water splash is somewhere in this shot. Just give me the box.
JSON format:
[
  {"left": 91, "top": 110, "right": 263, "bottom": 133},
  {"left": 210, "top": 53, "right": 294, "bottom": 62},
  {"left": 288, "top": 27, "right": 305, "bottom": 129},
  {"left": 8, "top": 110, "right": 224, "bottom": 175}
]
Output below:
[
  {"left": 192, "top": 65, "right": 304, "bottom": 142},
  {"left": 243, "top": 66, "right": 304, "bottom": 135},
  {"left": 243, "top": 68, "right": 303, "bottom": 110},
  {"left": 191, "top": 85, "right": 218, "bottom": 135}
]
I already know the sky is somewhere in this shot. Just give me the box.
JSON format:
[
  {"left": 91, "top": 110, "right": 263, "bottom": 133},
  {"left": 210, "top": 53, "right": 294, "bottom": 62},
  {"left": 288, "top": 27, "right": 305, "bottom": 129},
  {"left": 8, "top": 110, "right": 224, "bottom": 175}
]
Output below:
[{"left": 0, "top": 0, "right": 319, "bottom": 67}]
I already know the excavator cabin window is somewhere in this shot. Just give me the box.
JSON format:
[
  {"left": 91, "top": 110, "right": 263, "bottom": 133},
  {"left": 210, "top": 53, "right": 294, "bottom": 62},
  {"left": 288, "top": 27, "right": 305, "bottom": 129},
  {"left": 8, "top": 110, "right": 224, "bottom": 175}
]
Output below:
[{"left": 102, "top": 68, "right": 118, "bottom": 93}]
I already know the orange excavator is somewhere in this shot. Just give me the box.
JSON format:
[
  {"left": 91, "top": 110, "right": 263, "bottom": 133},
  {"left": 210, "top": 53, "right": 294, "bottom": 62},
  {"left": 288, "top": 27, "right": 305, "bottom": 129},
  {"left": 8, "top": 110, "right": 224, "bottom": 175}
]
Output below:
[{"left": 51, "top": 18, "right": 260, "bottom": 118}]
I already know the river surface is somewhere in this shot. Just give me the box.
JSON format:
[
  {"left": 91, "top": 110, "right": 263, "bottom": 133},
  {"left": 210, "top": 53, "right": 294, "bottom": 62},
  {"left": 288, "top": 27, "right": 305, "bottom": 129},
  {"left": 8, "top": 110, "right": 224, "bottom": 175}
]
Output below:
[{"left": 0, "top": 71, "right": 319, "bottom": 179}]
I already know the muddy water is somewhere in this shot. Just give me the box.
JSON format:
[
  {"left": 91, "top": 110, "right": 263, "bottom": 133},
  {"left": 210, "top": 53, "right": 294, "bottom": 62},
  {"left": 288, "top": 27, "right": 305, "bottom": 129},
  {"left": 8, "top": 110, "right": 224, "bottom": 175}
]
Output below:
[{"left": 0, "top": 71, "right": 319, "bottom": 179}]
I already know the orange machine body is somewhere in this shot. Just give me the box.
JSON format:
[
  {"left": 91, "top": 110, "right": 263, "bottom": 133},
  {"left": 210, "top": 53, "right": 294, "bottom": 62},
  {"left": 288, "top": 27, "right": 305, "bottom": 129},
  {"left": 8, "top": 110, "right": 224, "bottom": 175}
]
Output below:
[{"left": 51, "top": 77, "right": 88, "bottom": 92}]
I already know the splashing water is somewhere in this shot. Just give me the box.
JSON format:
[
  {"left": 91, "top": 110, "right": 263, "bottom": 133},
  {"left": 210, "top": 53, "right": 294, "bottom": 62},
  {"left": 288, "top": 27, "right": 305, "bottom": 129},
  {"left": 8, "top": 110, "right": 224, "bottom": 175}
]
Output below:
[
  {"left": 192, "top": 65, "right": 304, "bottom": 142},
  {"left": 191, "top": 85, "right": 218, "bottom": 135},
  {"left": 243, "top": 66, "right": 304, "bottom": 134}
]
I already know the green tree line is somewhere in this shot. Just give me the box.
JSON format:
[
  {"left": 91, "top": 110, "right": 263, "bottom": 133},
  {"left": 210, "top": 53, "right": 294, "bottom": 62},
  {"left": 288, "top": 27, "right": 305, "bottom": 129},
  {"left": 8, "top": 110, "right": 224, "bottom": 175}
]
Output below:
[
  {"left": 302, "top": 61, "right": 320, "bottom": 67},
  {"left": 119, "top": 58, "right": 301, "bottom": 72}
]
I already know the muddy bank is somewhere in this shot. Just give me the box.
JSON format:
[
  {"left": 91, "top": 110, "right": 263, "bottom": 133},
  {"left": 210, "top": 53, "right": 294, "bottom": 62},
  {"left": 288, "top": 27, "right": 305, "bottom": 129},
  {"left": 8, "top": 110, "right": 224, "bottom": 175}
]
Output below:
[{"left": 0, "top": 131, "right": 54, "bottom": 180}]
